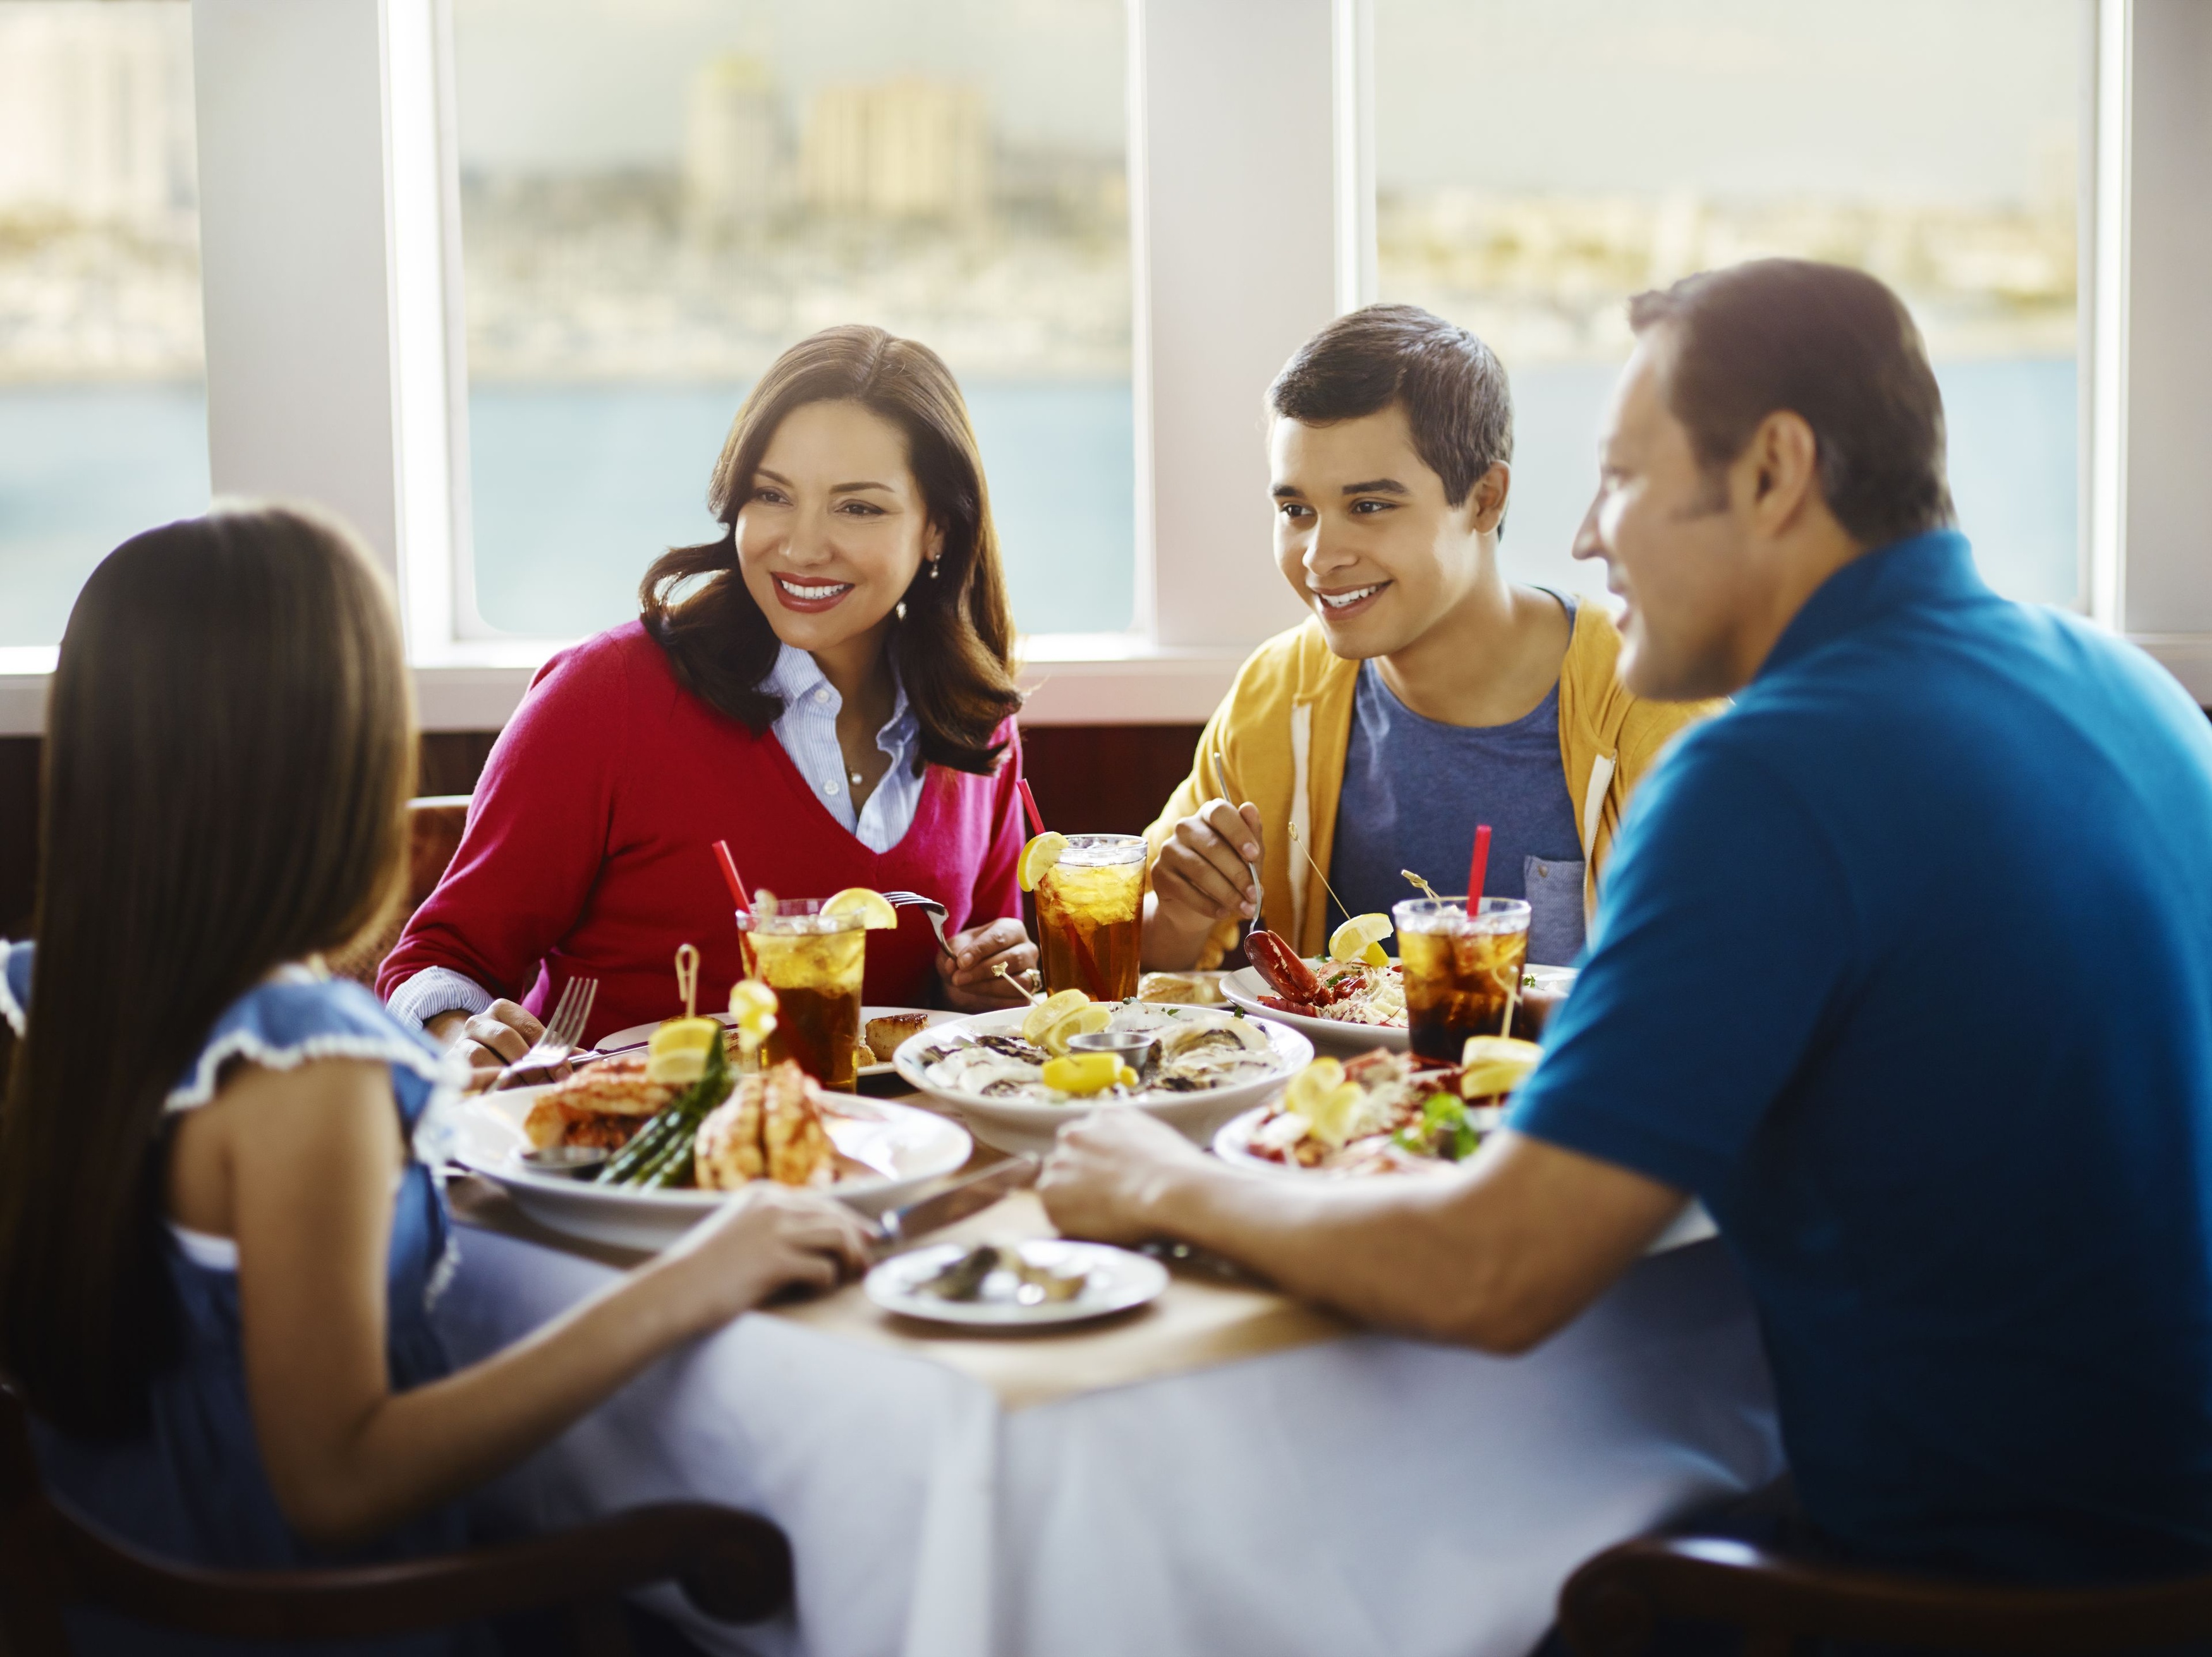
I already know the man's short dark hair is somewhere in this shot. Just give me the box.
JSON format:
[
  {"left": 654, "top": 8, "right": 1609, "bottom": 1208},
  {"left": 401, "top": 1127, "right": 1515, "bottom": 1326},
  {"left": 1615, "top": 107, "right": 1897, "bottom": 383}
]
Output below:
[
  {"left": 1267, "top": 303, "right": 1513, "bottom": 513},
  {"left": 1628, "top": 259, "right": 1955, "bottom": 548}
]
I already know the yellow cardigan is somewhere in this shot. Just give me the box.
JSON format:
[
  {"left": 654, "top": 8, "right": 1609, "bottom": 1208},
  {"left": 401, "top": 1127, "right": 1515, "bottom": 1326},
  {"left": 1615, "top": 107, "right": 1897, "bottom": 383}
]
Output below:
[{"left": 1144, "top": 609, "right": 1719, "bottom": 969}]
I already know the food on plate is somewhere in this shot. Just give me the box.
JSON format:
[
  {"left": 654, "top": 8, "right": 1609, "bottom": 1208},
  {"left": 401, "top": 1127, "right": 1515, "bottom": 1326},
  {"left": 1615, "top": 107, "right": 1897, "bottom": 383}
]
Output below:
[
  {"left": 593, "top": 1026, "right": 734, "bottom": 1187},
  {"left": 865, "top": 1012, "right": 932, "bottom": 1062},
  {"left": 1242, "top": 1044, "right": 1538, "bottom": 1175},
  {"left": 1137, "top": 970, "right": 1226, "bottom": 1006},
  {"left": 1245, "top": 928, "right": 1406, "bottom": 1027},
  {"left": 1021, "top": 988, "right": 1112, "bottom": 1056},
  {"left": 696, "top": 1060, "right": 836, "bottom": 1191},
  {"left": 916, "top": 1005, "right": 1279, "bottom": 1104},
  {"left": 523, "top": 1056, "right": 681, "bottom": 1151},
  {"left": 1328, "top": 912, "right": 1394, "bottom": 968},
  {"left": 915, "top": 1243, "right": 1088, "bottom": 1304}
]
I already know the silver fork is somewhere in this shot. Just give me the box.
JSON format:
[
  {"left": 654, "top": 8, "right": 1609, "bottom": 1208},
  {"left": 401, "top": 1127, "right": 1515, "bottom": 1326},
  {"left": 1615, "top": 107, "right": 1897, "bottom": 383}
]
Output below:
[
  {"left": 880, "top": 889, "right": 954, "bottom": 956},
  {"left": 1206, "top": 748, "right": 1263, "bottom": 934},
  {"left": 490, "top": 976, "right": 599, "bottom": 1091}
]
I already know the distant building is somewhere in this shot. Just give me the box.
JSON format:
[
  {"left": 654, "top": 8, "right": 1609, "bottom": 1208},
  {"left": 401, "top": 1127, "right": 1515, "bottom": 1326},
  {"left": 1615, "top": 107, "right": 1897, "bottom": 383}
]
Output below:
[
  {"left": 684, "top": 53, "right": 783, "bottom": 230},
  {"left": 799, "top": 78, "right": 988, "bottom": 224},
  {"left": 0, "top": 4, "right": 196, "bottom": 232}
]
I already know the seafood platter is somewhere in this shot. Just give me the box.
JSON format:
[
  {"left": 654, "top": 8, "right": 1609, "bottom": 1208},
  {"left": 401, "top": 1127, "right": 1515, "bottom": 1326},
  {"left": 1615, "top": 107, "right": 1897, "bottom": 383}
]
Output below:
[
  {"left": 1221, "top": 914, "right": 1579, "bottom": 1051},
  {"left": 587, "top": 1005, "right": 960, "bottom": 1083},
  {"left": 452, "top": 1009, "right": 969, "bottom": 1249},
  {"left": 892, "top": 988, "right": 1313, "bottom": 1155},
  {"left": 1213, "top": 1039, "right": 1717, "bottom": 1251}
]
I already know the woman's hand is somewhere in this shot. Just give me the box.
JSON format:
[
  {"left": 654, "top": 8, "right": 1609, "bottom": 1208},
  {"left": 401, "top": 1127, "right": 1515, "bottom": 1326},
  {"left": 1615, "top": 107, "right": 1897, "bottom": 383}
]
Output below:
[
  {"left": 649, "top": 1184, "right": 875, "bottom": 1335},
  {"left": 937, "top": 917, "right": 1038, "bottom": 1011},
  {"left": 425, "top": 1000, "right": 559, "bottom": 1092},
  {"left": 1038, "top": 1105, "right": 1215, "bottom": 1246}
]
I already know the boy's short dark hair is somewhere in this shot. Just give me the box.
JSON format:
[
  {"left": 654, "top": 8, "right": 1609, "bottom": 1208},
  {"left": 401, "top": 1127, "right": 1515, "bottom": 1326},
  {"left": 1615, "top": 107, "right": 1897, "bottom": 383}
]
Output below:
[
  {"left": 1267, "top": 303, "right": 1514, "bottom": 513},
  {"left": 1628, "top": 259, "right": 1955, "bottom": 548}
]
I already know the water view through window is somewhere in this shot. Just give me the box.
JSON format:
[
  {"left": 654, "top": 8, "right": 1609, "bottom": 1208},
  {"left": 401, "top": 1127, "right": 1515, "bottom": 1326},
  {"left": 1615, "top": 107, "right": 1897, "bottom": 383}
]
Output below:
[
  {"left": 1375, "top": 0, "right": 2082, "bottom": 609},
  {"left": 451, "top": 0, "right": 1133, "bottom": 641}
]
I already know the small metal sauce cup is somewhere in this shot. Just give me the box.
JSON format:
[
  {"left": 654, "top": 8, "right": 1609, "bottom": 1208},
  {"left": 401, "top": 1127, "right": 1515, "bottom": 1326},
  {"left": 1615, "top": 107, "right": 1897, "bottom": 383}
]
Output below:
[
  {"left": 514, "top": 1144, "right": 611, "bottom": 1177},
  {"left": 1065, "top": 1030, "right": 1157, "bottom": 1080}
]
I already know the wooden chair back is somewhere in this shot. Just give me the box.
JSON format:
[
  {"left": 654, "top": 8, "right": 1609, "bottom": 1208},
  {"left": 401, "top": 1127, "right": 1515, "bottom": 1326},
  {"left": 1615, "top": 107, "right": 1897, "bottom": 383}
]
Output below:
[{"left": 326, "top": 795, "right": 473, "bottom": 986}]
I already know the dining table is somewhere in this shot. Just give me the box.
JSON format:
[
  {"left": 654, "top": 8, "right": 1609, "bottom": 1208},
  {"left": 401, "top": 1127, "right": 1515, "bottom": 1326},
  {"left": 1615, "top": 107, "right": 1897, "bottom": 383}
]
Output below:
[{"left": 433, "top": 1089, "right": 1784, "bottom": 1657}]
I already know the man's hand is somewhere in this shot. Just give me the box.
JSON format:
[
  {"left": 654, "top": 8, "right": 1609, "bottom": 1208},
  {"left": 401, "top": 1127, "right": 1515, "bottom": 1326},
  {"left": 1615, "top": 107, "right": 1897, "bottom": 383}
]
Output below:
[
  {"left": 427, "top": 1000, "right": 559, "bottom": 1092},
  {"left": 1039, "top": 1106, "right": 1217, "bottom": 1244},
  {"left": 1152, "top": 799, "right": 1263, "bottom": 927},
  {"left": 937, "top": 917, "right": 1039, "bottom": 1011}
]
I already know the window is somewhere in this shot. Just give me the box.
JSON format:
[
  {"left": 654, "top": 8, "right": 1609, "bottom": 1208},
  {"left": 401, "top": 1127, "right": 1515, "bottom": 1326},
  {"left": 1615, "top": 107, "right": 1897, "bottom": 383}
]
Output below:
[
  {"left": 448, "top": 0, "right": 1133, "bottom": 641},
  {"left": 1373, "top": 0, "right": 2082, "bottom": 608},
  {"left": 0, "top": 0, "right": 208, "bottom": 648}
]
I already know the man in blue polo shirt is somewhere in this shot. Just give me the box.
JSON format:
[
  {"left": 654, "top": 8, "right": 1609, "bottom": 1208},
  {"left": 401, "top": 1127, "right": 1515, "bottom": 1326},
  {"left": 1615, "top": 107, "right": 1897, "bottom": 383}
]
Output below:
[{"left": 1039, "top": 257, "right": 2212, "bottom": 1582}]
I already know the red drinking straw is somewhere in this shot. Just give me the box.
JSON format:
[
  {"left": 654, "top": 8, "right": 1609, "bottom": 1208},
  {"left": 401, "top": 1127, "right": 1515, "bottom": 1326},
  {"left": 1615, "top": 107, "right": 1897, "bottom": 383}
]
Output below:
[
  {"left": 1465, "top": 823, "right": 1492, "bottom": 917},
  {"left": 1017, "top": 777, "right": 1047, "bottom": 838},
  {"left": 1012, "top": 778, "right": 1106, "bottom": 996},
  {"left": 712, "top": 839, "right": 754, "bottom": 913}
]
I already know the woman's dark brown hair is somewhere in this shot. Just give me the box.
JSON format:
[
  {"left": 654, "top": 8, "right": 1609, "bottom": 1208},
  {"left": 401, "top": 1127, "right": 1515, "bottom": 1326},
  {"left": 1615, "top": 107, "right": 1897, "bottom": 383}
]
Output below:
[
  {"left": 640, "top": 325, "right": 1023, "bottom": 773},
  {"left": 0, "top": 505, "right": 416, "bottom": 1436}
]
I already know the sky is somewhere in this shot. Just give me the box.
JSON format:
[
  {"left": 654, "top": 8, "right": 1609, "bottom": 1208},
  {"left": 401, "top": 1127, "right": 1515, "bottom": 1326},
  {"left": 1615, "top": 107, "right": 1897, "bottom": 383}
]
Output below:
[{"left": 452, "top": 0, "right": 2080, "bottom": 208}]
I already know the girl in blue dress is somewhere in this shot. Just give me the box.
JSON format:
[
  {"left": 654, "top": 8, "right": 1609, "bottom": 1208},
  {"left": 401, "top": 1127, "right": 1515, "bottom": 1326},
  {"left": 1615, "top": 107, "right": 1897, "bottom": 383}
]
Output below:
[{"left": 0, "top": 506, "right": 873, "bottom": 1654}]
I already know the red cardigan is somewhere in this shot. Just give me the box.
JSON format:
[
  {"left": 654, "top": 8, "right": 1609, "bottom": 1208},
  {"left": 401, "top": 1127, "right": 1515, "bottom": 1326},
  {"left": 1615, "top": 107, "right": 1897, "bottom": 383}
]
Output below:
[{"left": 379, "top": 623, "right": 1026, "bottom": 1045}]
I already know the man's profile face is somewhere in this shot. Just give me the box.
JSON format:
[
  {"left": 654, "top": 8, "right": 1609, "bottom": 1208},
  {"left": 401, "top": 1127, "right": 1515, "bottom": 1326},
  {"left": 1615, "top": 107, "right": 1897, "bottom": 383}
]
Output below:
[
  {"left": 1268, "top": 404, "right": 1497, "bottom": 662},
  {"left": 1575, "top": 337, "right": 1756, "bottom": 701}
]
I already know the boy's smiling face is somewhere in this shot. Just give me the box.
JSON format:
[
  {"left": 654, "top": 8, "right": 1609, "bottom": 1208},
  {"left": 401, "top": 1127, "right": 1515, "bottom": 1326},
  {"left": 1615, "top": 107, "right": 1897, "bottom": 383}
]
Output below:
[{"left": 1269, "top": 403, "right": 1506, "bottom": 660}]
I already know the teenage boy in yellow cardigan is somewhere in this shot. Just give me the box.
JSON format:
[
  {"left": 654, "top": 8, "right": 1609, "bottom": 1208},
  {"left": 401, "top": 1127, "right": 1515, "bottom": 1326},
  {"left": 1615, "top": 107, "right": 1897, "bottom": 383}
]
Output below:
[{"left": 1143, "top": 304, "right": 1714, "bottom": 971}]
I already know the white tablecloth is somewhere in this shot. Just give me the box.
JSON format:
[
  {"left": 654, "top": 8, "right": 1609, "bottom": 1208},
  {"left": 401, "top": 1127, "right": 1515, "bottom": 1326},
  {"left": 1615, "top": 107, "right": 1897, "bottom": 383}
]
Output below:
[{"left": 434, "top": 1229, "right": 1782, "bottom": 1657}]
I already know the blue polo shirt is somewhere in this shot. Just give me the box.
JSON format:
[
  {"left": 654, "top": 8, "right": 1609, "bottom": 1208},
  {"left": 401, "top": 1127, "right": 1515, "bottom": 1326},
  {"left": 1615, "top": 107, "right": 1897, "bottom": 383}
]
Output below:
[{"left": 1511, "top": 530, "right": 2212, "bottom": 1582}]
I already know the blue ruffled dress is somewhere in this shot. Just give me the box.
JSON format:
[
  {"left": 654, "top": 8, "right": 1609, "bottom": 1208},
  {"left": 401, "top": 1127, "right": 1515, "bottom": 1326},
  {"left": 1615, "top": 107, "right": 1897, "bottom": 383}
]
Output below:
[{"left": 1, "top": 943, "right": 482, "bottom": 1656}]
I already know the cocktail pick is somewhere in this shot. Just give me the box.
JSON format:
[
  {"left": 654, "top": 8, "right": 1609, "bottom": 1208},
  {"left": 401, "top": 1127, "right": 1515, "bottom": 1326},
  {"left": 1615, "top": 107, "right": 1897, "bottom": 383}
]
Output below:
[
  {"left": 1465, "top": 825, "right": 1492, "bottom": 916},
  {"left": 675, "top": 943, "right": 700, "bottom": 1019},
  {"left": 1017, "top": 778, "right": 1047, "bottom": 838},
  {"left": 1402, "top": 869, "right": 1444, "bottom": 903},
  {"left": 712, "top": 840, "right": 753, "bottom": 914},
  {"left": 1287, "top": 821, "right": 1354, "bottom": 930}
]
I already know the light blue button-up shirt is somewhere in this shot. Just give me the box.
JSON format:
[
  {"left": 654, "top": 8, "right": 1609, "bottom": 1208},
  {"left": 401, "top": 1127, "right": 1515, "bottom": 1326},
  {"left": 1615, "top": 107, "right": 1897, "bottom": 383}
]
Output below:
[{"left": 387, "top": 643, "right": 927, "bottom": 1033}]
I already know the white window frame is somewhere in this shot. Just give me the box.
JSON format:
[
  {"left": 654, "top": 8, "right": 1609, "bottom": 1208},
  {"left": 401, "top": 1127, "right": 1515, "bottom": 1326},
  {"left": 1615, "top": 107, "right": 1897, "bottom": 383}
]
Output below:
[{"left": 3, "top": 0, "right": 2206, "bottom": 736}]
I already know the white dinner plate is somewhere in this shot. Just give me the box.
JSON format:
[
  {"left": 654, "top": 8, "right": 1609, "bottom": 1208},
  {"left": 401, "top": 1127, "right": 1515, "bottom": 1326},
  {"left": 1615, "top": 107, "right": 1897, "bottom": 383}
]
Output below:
[
  {"left": 1220, "top": 963, "right": 1582, "bottom": 1053},
  {"left": 865, "top": 1239, "right": 1168, "bottom": 1329},
  {"left": 591, "top": 1005, "right": 958, "bottom": 1081},
  {"left": 892, "top": 1004, "right": 1313, "bottom": 1157},
  {"left": 451, "top": 1083, "right": 971, "bottom": 1251},
  {"left": 1212, "top": 1102, "right": 1717, "bottom": 1254}
]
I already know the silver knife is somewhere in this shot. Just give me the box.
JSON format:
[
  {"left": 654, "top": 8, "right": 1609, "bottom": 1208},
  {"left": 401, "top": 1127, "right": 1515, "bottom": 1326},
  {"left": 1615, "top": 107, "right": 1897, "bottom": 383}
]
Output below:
[{"left": 872, "top": 1156, "right": 1040, "bottom": 1258}]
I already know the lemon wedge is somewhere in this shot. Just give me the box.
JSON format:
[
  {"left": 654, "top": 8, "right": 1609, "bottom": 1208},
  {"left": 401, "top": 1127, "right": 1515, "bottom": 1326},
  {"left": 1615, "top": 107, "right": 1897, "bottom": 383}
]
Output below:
[
  {"left": 1021, "top": 988, "right": 1092, "bottom": 1045},
  {"left": 1328, "top": 913, "right": 1394, "bottom": 968},
  {"left": 727, "top": 980, "right": 779, "bottom": 1051},
  {"left": 1041, "top": 1052, "right": 1123, "bottom": 1096},
  {"left": 1459, "top": 1036, "right": 1543, "bottom": 1099},
  {"left": 1284, "top": 1057, "right": 1366, "bottom": 1148},
  {"left": 823, "top": 887, "right": 899, "bottom": 930},
  {"left": 1037, "top": 1002, "right": 1112, "bottom": 1057},
  {"left": 1018, "top": 831, "right": 1071, "bottom": 893},
  {"left": 647, "top": 1016, "right": 722, "bottom": 1084}
]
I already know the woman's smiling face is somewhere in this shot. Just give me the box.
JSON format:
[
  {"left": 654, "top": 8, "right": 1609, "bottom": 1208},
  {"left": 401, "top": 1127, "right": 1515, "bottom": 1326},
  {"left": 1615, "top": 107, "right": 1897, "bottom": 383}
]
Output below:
[{"left": 735, "top": 398, "right": 942, "bottom": 653}]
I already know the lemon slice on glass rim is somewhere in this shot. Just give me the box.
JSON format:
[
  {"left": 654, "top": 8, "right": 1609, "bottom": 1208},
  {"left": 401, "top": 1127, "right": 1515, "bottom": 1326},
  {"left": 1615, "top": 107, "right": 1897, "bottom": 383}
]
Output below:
[
  {"left": 823, "top": 887, "right": 899, "bottom": 930},
  {"left": 1328, "top": 912, "right": 1394, "bottom": 968},
  {"left": 1018, "top": 832, "right": 1071, "bottom": 892}
]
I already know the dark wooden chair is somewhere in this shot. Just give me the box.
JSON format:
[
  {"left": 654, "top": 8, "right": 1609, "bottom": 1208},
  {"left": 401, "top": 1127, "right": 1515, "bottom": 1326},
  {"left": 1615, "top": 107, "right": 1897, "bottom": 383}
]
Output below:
[
  {"left": 1561, "top": 1532, "right": 2212, "bottom": 1656},
  {"left": 327, "top": 795, "right": 473, "bottom": 988},
  {"left": 0, "top": 1381, "right": 791, "bottom": 1656}
]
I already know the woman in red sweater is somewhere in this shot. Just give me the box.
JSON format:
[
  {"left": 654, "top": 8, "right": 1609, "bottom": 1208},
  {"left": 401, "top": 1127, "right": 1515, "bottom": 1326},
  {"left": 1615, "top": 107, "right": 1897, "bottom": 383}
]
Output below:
[{"left": 379, "top": 326, "right": 1037, "bottom": 1076}]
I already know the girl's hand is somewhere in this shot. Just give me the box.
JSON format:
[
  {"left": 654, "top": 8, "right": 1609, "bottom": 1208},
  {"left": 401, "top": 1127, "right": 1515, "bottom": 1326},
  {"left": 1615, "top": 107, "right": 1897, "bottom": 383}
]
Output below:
[
  {"left": 937, "top": 918, "right": 1038, "bottom": 1011},
  {"left": 652, "top": 1184, "right": 875, "bottom": 1333}
]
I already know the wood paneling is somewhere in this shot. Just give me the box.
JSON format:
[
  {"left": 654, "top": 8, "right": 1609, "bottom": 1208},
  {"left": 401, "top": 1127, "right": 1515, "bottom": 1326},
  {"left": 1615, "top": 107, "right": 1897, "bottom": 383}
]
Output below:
[{"left": 0, "top": 725, "right": 1208, "bottom": 943}]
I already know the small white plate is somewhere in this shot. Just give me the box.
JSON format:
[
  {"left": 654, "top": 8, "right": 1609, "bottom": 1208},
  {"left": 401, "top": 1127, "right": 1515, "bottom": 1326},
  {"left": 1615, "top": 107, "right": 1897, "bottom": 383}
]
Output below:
[
  {"left": 452, "top": 1084, "right": 971, "bottom": 1250},
  {"left": 1212, "top": 1102, "right": 1716, "bottom": 1254},
  {"left": 865, "top": 1239, "right": 1169, "bottom": 1329},
  {"left": 592, "top": 1005, "right": 957, "bottom": 1081}
]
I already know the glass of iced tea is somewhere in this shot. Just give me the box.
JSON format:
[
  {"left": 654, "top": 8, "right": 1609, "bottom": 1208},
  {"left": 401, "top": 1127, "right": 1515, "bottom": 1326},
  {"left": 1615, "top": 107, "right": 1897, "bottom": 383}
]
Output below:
[
  {"left": 1035, "top": 834, "right": 1146, "bottom": 1001},
  {"left": 1394, "top": 896, "right": 1533, "bottom": 1065},
  {"left": 734, "top": 899, "right": 866, "bottom": 1091}
]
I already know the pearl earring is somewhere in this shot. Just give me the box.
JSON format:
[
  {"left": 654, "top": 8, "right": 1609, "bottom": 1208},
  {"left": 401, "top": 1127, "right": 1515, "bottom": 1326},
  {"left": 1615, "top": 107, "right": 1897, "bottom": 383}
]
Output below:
[{"left": 928, "top": 559, "right": 940, "bottom": 581}]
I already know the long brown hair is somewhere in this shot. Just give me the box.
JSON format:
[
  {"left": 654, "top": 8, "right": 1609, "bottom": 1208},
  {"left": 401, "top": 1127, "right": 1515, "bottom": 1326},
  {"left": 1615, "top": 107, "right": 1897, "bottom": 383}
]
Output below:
[
  {"left": 0, "top": 506, "right": 415, "bottom": 1436},
  {"left": 640, "top": 325, "right": 1023, "bottom": 774}
]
